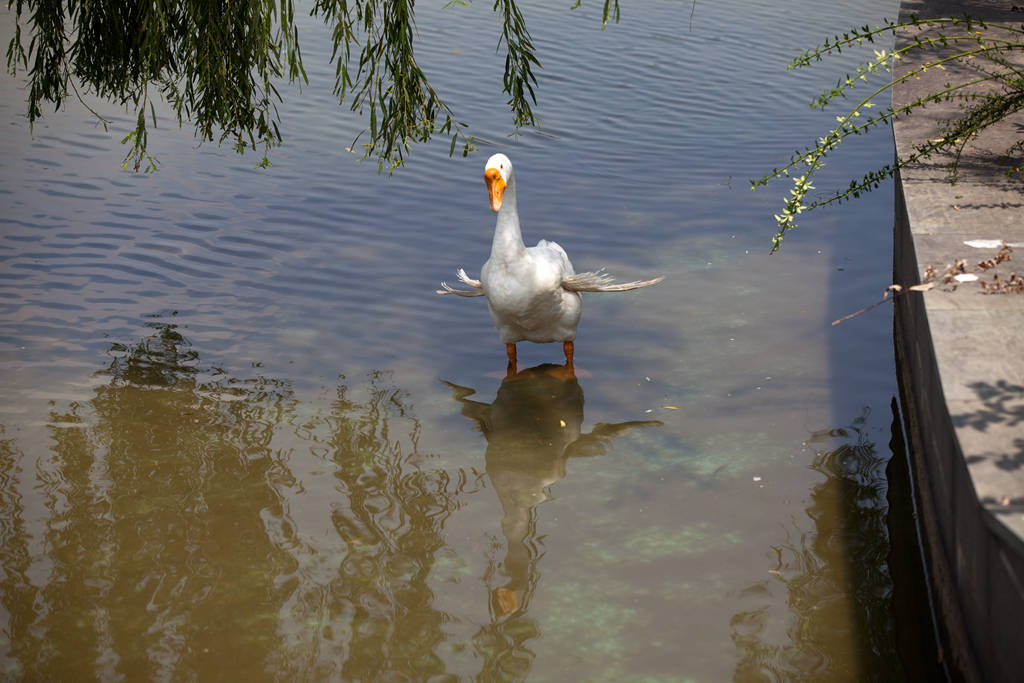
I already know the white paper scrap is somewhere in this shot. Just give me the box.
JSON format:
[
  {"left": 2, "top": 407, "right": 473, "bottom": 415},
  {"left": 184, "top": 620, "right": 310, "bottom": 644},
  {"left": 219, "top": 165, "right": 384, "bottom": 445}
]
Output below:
[{"left": 963, "top": 240, "right": 1024, "bottom": 249}]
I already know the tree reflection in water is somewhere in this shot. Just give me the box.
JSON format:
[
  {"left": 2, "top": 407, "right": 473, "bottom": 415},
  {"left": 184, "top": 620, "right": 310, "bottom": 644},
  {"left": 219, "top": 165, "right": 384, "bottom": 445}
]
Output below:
[
  {"left": 443, "top": 363, "right": 661, "bottom": 680},
  {"left": 16, "top": 322, "right": 304, "bottom": 680},
  {"left": 730, "top": 410, "right": 903, "bottom": 682},
  {"left": 0, "top": 322, "right": 479, "bottom": 681},
  {"left": 0, "top": 426, "right": 33, "bottom": 679},
  {"left": 314, "top": 369, "right": 476, "bottom": 681},
  {"left": 0, "top": 324, "right": 921, "bottom": 681}
]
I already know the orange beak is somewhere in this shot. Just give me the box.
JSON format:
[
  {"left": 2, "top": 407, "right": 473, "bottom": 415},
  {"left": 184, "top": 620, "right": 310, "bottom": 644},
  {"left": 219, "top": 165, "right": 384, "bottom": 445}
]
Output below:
[{"left": 485, "top": 168, "right": 506, "bottom": 213}]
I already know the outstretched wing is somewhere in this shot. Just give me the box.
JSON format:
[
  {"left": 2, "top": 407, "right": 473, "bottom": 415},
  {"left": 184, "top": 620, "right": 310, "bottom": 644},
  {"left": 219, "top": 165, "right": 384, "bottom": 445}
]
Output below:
[
  {"left": 436, "top": 268, "right": 485, "bottom": 297},
  {"left": 562, "top": 268, "right": 664, "bottom": 292}
]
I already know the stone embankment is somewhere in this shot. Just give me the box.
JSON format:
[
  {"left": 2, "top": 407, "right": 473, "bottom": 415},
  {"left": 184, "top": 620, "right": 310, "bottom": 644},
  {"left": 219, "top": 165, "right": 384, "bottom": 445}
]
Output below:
[{"left": 892, "top": 1, "right": 1024, "bottom": 681}]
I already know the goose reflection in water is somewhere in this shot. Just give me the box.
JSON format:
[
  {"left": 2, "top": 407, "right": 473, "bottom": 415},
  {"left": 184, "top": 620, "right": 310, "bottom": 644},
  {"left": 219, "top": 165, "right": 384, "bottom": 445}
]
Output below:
[{"left": 443, "top": 363, "right": 662, "bottom": 621}]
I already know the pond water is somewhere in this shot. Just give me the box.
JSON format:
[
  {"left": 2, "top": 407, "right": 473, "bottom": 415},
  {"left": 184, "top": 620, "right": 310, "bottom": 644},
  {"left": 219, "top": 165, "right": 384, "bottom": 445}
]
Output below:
[{"left": 0, "top": 0, "right": 928, "bottom": 680}]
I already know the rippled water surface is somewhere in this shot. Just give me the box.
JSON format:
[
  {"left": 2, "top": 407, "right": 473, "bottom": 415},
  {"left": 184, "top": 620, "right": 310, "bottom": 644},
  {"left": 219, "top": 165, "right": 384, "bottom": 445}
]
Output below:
[{"left": 0, "top": 0, "right": 914, "bottom": 680}]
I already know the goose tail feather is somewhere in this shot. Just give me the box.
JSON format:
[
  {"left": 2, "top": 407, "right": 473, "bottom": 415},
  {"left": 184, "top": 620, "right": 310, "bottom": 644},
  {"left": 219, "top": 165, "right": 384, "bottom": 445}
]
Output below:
[
  {"left": 563, "top": 269, "right": 664, "bottom": 293},
  {"left": 436, "top": 268, "right": 486, "bottom": 297}
]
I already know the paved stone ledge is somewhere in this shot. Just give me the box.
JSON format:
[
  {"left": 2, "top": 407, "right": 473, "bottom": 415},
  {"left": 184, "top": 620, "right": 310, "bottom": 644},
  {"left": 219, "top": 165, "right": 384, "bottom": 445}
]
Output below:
[{"left": 892, "top": 0, "right": 1024, "bottom": 680}]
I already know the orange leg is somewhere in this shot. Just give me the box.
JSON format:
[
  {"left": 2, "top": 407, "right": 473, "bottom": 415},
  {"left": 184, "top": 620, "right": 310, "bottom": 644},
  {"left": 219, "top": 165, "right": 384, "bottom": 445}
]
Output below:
[
  {"left": 563, "top": 341, "right": 575, "bottom": 368},
  {"left": 505, "top": 343, "right": 518, "bottom": 377}
]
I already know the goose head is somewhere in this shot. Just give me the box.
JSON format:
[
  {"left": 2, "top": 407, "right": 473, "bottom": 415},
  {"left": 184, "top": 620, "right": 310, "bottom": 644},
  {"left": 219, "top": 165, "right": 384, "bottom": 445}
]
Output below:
[{"left": 484, "top": 153, "right": 514, "bottom": 213}]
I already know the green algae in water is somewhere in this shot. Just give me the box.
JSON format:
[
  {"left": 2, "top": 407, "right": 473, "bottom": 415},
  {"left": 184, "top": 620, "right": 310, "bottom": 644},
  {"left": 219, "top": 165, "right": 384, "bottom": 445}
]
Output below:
[
  {"left": 540, "top": 581, "right": 642, "bottom": 657},
  {"left": 581, "top": 522, "right": 742, "bottom": 566}
]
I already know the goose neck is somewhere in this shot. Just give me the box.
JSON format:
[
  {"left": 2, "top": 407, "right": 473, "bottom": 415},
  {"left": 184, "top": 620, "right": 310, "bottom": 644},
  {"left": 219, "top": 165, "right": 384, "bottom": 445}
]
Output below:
[{"left": 490, "top": 195, "right": 525, "bottom": 261}]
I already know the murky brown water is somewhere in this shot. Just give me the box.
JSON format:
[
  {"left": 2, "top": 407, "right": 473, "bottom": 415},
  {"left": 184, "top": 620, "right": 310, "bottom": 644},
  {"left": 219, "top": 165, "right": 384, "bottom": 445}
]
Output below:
[{"left": 0, "top": 0, "right": 921, "bottom": 680}]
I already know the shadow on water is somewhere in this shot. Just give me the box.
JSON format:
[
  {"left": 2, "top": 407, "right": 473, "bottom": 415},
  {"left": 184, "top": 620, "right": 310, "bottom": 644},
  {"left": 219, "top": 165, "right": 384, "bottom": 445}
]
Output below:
[
  {"left": 0, "top": 321, "right": 481, "bottom": 681},
  {"left": 729, "top": 405, "right": 947, "bottom": 682},
  {"left": 729, "top": 410, "right": 892, "bottom": 681},
  {"left": 441, "top": 363, "right": 661, "bottom": 680},
  {"left": 886, "top": 398, "right": 952, "bottom": 683}
]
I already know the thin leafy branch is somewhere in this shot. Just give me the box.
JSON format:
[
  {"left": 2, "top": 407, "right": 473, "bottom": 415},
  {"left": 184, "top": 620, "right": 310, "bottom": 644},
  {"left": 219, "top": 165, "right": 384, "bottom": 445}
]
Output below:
[{"left": 752, "top": 15, "right": 1024, "bottom": 252}]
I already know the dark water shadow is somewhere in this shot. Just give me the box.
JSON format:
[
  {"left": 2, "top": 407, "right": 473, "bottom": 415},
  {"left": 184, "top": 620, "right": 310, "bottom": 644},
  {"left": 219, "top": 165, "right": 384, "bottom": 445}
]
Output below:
[
  {"left": 729, "top": 410, "right": 899, "bottom": 681},
  {"left": 886, "top": 398, "right": 954, "bottom": 682},
  {"left": 816, "top": 125, "right": 948, "bottom": 676},
  {"left": 729, "top": 405, "right": 949, "bottom": 682},
  {"left": 441, "top": 363, "right": 661, "bottom": 680}
]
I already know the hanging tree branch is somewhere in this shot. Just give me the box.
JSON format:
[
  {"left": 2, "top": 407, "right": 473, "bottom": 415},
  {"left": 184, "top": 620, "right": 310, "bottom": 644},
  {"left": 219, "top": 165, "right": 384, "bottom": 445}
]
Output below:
[
  {"left": 752, "top": 15, "right": 1024, "bottom": 252},
  {"left": 5, "top": 0, "right": 619, "bottom": 172}
]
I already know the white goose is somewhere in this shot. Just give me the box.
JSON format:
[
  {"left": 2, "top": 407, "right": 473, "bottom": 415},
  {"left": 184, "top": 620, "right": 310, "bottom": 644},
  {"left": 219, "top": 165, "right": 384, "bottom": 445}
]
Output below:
[{"left": 438, "top": 153, "right": 662, "bottom": 370}]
